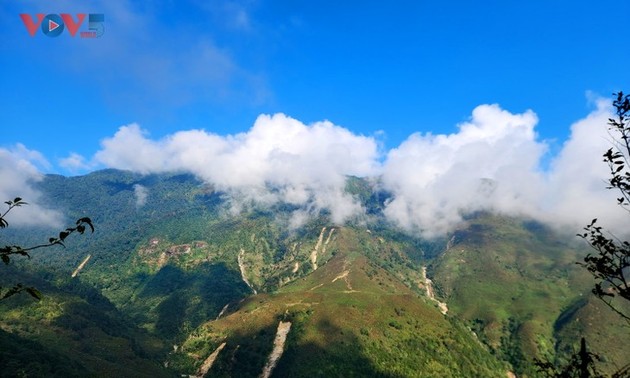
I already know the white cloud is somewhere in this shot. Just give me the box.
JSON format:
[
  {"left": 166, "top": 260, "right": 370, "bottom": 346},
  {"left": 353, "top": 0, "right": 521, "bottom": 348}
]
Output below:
[
  {"left": 35, "top": 98, "right": 629, "bottom": 238},
  {"left": 540, "top": 99, "right": 626, "bottom": 233},
  {"left": 381, "top": 100, "right": 628, "bottom": 237},
  {"left": 381, "top": 104, "right": 547, "bottom": 236},
  {"left": 95, "top": 113, "right": 380, "bottom": 223},
  {"left": 91, "top": 101, "right": 629, "bottom": 236},
  {"left": 0, "top": 145, "right": 62, "bottom": 228}
]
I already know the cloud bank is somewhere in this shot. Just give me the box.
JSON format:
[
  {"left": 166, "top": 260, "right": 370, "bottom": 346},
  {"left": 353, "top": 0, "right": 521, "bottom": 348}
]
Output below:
[
  {"left": 382, "top": 104, "right": 546, "bottom": 236},
  {"left": 7, "top": 100, "right": 626, "bottom": 236},
  {"left": 89, "top": 100, "right": 625, "bottom": 236},
  {"left": 95, "top": 114, "right": 380, "bottom": 225},
  {"left": 381, "top": 100, "right": 624, "bottom": 236}
]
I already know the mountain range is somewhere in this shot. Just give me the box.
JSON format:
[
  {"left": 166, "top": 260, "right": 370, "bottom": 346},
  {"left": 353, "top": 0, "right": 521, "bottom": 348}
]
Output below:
[{"left": 1, "top": 169, "right": 628, "bottom": 377}]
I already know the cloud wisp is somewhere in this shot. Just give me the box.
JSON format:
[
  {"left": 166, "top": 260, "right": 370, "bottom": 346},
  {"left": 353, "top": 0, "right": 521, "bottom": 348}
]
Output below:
[
  {"left": 133, "top": 184, "right": 149, "bottom": 208},
  {"left": 2, "top": 0, "right": 269, "bottom": 113}
]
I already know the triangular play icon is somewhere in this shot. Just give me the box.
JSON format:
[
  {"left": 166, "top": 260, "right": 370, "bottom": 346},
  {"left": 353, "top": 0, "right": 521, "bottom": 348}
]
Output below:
[{"left": 49, "top": 19, "right": 60, "bottom": 32}]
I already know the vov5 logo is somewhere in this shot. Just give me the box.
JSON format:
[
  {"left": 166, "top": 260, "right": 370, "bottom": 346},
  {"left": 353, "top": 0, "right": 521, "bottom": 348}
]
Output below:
[{"left": 20, "top": 14, "right": 104, "bottom": 38}]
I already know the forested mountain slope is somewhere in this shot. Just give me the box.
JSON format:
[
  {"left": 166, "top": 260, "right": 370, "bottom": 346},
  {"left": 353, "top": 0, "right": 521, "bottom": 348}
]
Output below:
[{"left": 1, "top": 169, "right": 627, "bottom": 377}]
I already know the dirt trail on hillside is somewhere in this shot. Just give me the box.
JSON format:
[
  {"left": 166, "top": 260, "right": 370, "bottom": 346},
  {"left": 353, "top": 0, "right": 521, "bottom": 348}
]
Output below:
[
  {"left": 260, "top": 321, "right": 292, "bottom": 378},
  {"left": 194, "top": 342, "right": 226, "bottom": 377},
  {"left": 71, "top": 254, "right": 91, "bottom": 278},
  {"left": 238, "top": 249, "right": 257, "bottom": 295},
  {"left": 332, "top": 269, "right": 355, "bottom": 291},
  {"left": 422, "top": 267, "right": 448, "bottom": 315},
  {"left": 332, "top": 270, "right": 349, "bottom": 283}
]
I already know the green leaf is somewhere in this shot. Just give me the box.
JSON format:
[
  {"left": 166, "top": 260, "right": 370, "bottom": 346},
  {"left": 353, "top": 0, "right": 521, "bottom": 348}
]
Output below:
[{"left": 1, "top": 254, "right": 9, "bottom": 265}]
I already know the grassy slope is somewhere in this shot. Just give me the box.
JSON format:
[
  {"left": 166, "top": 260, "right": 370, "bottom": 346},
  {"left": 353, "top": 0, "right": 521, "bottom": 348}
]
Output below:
[{"left": 171, "top": 227, "right": 506, "bottom": 377}]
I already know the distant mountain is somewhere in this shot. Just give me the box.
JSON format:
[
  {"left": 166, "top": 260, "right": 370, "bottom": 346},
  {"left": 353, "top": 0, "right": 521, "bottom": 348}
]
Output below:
[{"left": 0, "top": 169, "right": 628, "bottom": 377}]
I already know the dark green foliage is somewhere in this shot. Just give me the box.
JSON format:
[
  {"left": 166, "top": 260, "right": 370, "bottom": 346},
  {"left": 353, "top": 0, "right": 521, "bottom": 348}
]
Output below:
[
  {"left": 0, "top": 328, "right": 90, "bottom": 378},
  {"left": 175, "top": 230, "right": 507, "bottom": 377},
  {"left": 579, "top": 218, "right": 630, "bottom": 322},
  {"left": 134, "top": 262, "right": 249, "bottom": 340},
  {"left": 535, "top": 338, "right": 606, "bottom": 378},
  {"left": 0, "top": 265, "right": 171, "bottom": 376},
  {"left": 553, "top": 298, "right": 588, "bottom": 333},
  {"left": 428, "top": 213, "right": 630, "bottom": 376},
  {"left": 578, "top": 92, "right": 630, "bottom": 322}
]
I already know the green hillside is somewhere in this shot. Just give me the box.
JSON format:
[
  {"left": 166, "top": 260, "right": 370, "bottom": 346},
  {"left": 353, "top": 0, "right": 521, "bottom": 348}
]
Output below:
[
  {"left": 1, "top": 169, "right": 628, "bottom": 377},
  {"left": 431, "top": 214, "right": 630, "bottom": 376},
  {"left": 0, "top": 265, "right": 169, "bottom": 377},
  {"left": 169, "top": 227, "right": 507, "bottom": 377}
]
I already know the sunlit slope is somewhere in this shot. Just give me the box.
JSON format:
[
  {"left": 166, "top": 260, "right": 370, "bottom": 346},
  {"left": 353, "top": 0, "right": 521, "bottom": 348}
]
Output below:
[{"left": 170, "top": 227, "right": 506, "bottom": 377}]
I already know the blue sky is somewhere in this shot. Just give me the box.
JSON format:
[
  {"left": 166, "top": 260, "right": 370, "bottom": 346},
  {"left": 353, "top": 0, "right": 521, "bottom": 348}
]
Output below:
[
  {"left": 2, "top": 0, "right": 629, "bottom": 173},
  {"left": 3, "top": 1, "right": 630, "bottom": 235}
]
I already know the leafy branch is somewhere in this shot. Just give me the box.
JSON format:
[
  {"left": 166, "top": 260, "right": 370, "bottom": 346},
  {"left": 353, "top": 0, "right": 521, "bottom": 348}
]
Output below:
[
  {"left": 0, "top": 197, "right": 94, "bottom": 301},
  {"left": 577, "top": 92, "right": 630, "bottom": 323},
  {"left": 0, "top": 197, "right": 28, "bottom": 228}
]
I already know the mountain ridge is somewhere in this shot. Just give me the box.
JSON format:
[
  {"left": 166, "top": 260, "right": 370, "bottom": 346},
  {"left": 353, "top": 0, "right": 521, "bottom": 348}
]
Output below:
[{"left": 1, "top": 168, "right": 628, "bottom": 376}]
